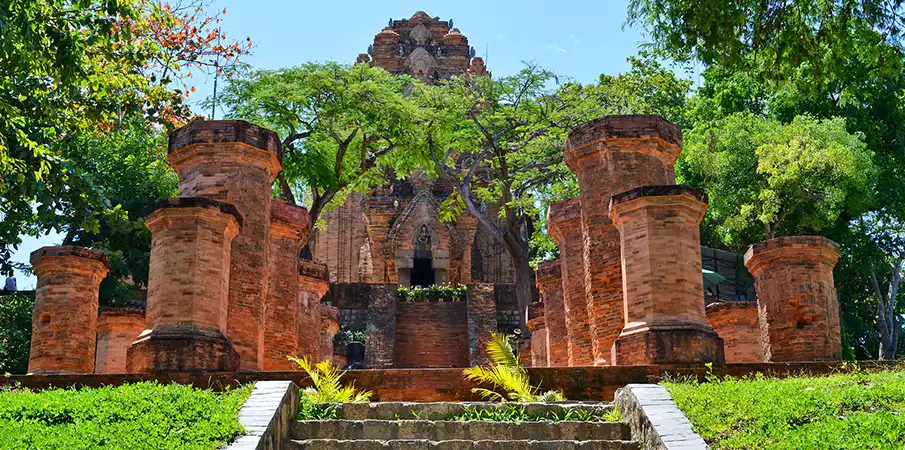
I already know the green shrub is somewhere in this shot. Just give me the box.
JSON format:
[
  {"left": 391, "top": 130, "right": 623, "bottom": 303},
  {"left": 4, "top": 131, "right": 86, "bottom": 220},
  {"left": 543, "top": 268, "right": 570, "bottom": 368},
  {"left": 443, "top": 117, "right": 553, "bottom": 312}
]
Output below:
[
  {"left": 290, "top": 356, "right": 371, "bottom": 404},
  {"left": 449, "top": 404, "right": 617, "bottom": 422},
  {"left": 0, "top": 381, "right": 252, "bottom": 449},
  {"left": 663, "top": 368, "right": 905, "bottom": 449},
  {"left": 0, "top": 292, "right": 33, "bottom": 374},
  {"left": 463, "top": 332, "right": 565, "bottom": 402},
  {"left": 397, "top": 284, "right": 467, "bottom": 302}
]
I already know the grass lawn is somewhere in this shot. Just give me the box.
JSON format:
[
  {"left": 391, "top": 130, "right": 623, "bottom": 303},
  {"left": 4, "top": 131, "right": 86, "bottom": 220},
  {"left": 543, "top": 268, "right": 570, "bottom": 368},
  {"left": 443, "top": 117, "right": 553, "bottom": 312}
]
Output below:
[
  {"left": 0, "top": 381, "right": 253, "bottom": 450},
  {"left": 663, "top": 367, "right": 905, "bottom": 449}
]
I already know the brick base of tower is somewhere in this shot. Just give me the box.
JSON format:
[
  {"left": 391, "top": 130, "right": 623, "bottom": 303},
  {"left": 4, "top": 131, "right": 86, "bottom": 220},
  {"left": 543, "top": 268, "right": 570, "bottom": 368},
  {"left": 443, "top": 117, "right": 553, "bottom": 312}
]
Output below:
[
  {"left": 127, "top": 326, "right": 239, "bottom": 373},
  {"left": 612, "top": 324, "right": 724, "bottom": 366}
]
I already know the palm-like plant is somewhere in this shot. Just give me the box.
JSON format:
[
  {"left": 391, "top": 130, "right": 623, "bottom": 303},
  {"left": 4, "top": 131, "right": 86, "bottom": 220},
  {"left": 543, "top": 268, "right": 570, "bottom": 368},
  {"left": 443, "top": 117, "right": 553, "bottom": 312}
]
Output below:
[
  {"left": 463, "top": 333, "right": 566, "bottom": 402},
  {"left": 289, "top": 356, "right": 372, "bottom": 403}
]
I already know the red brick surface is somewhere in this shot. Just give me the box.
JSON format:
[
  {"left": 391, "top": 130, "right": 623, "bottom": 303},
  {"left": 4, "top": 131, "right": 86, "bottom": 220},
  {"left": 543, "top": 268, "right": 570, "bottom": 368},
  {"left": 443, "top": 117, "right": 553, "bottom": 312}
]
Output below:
[
  {"left": 298, "top": 260, "right": 330, "bottom": 362},
  {"left": 264, "top": 200, "right": 310, "bottom": 371},
  {"left": 565, "top": 115, "right": 682, "bottom": 365},
  {"left": 745, "top": 236, "right": 842, "bottom": 362},
  {"left": 95, "top": 308, "right": 146, "bottom": 374},
  {"left": 706, "top": 302, "right": 764, "bottom": 363},
  {"left": 320, "top": 304, "right": 340, "bottom": 366},
  {"left": 168, "top": 120, "right": 282, "bottom": 371},
  {"left": 128, "top": 200, "right": 240, "bottom": 372},
  {"left": 548, "top": 198, "right": 593, "bottom": 366},
  {"left": 394, "top": 301, "right": 469, "bottom": 368},
  {"left": 536, "top": 260, "right": 569, "bottom": 367},
  {"left": 609, "top": 186, "right": 723, "bottom": 365},
  {"left": 28, "top": 246, "right": 109, "bottom": 374},
  {"left": 527, "top": 312, "right": 549, "bottom": 368},
  {"left": 466, "top": 284, "right": 497, "bottom": 367}
]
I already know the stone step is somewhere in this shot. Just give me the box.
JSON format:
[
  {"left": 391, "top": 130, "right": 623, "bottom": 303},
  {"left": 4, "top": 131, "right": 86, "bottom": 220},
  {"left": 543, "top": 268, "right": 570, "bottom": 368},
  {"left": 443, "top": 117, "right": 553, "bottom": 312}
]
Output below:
[
  {"left": 292, "top": 420, "right": 631, "bottom": 441},
  {"left": 287, "top": 439, "right": 641, "bottom": 450},
  {"left": 324, "top": 402, "right": 614, "bottom": 421}
]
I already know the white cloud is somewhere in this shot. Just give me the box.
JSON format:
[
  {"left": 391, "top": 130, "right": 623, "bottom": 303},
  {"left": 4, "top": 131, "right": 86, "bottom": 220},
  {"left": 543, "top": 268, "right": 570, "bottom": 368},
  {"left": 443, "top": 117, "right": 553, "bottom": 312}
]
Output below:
[
  {"left": 569, "top": 33, "right": 581, "bottom": 44},
  {"left": 545, "top": 44, "right": 567, "bottom": 53}
]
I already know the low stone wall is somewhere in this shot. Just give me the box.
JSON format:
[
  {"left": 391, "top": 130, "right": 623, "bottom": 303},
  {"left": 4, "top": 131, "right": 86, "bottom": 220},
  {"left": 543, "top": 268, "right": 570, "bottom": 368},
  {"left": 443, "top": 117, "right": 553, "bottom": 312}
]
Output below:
[
  {"left": 3, "top": 361, "right": 901, "bottom": 402},
  {"left": 706, "top": 301, "right": 763, "bottom": 363},
  {"left": 394, "top": 301, "right": 469, "bottom": 368}
]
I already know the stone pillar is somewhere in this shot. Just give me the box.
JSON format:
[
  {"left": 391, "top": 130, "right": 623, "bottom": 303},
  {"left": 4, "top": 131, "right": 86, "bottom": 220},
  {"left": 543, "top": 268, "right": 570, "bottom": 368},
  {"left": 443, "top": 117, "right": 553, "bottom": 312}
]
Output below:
[
  {"left": 609, "top": 186, "right": 723, "bottom": 365},
  {"left": 527, "top": 302, "right": 548, "bottom": 367},
  {"left": 744, "top": 236, "right": 842, "bottom": 362},
  {"left": 28, "top": 246, "right": 109, "bottom": 374},
  {"left": 467, "top": 284, "right": 497, "bottom": 366},
  {"left": 95, "top": 307, "right": 145, "bottom": 374},
  {"left": 564, "top": 115, "right": 682, "bottom": 365},
  {"left": 548, "top": 198, "right": 594, "bottom": 366},
  {"left": 298, "top": 260, "right": 330, "bottom": 361},
  {"left": 168, "top": 120, "right": 281, "bottom": 371},
  {"left": 127, "top": 198, "right": 241, "bottom": 373},
  {"left": 456, "top": 214, "right": 479, "bottom": 284},
  {"left": 706, "top": 302, "right": 764, "bottom": 363},
  {"left": 536, "top": 260, "right": 569, "bottom": 367},
  {"left": 365, "top": 284, "right": 398, "bottom": 368},
  {"left": 263, "top": 200, "right": 310, "bottom": 371},
  {"left": 320, "top": 304, "right": 340, "bottom": 365},
  {"left": 364, "top": 191, "right": 397, "bottom": 283}
]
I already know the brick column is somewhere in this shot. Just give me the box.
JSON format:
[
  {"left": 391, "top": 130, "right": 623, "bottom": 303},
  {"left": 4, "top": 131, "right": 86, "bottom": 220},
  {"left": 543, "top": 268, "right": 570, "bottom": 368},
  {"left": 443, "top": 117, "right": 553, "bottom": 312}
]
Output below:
[
  {"left": 363, "top": 193, "right": 396, "bottom": 283},
  {"left": 527, "top": 302, "right": 548, "bottom": 367},
  {"left": 744, "top": 236, "right": 842, "bottom": 362},
  {"left": 320, "top": 304, "right": 340, "bottom": 365},
  {"left": 564, "top": 115, "right": 682, "bottom": 365},
  {"left": 365, "top": 284, "right": 398, "bottom": 368},
  {"left": 168, "top": 120, "right": 281, "bottom": 371},
  {"left": 609, "top": 186, "right": 723, "bottom": 365},
  {"left": 455, "top": 214, "right": 479, "bottom": 284},
  {"left": 264, "top": 200, "right": 310, "bottom": 371},
  {"left": 706, "top": 302, "right": 764, "bottom": 363},
  {"left": 95, "top": 307, "right": 145, "bottom": 374},
  {"left": 127, "top": 198, "right": 241, "bottom": 373},
  {"left": 298, "top": 260, "right": 330, "bottom": 361},
  {"left": 28, "top": 246, "right": 109, "bottom": 374},
  {"left": 467, "top": 284, "right": 497, "bottom": 366},
  {"left": 548, "top": 198, "right": 593, "bottom": 366},
  {"left": 536, "top": 260, "right": 569, "bottom": 367}
]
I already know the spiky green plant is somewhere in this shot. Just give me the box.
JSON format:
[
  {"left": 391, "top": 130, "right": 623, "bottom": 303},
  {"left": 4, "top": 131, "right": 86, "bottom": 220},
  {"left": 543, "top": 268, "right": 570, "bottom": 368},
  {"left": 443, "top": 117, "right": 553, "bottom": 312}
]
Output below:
[
  {"left": 463, "top": 332, "right": 566, "bottom": 402},
  {"left": 289, "top": 356, "right": 372, "bottom": 403}
]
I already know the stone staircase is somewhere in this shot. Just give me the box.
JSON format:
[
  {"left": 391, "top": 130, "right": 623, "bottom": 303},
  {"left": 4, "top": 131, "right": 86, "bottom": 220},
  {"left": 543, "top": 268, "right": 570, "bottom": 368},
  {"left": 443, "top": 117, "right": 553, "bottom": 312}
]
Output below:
[{"left": 286, "top": 402, "right": 640, "bottom": 449}]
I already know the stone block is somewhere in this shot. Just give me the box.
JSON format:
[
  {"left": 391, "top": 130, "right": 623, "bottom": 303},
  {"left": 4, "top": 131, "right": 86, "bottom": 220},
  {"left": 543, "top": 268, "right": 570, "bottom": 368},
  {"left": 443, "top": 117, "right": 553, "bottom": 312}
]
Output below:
[
  {"left": 365, "top": 284, "right": 398, "bottom": 368},
  {"left": 706, "top": 301, "right": 764, "bottom": 363},
  {"left": 95, "top": 307, "right": 146, "bottom": 374},
  {"left": 298, "top": 260, "right": 330, "bottom": 362},
  {"left": 466, "top": 284, "right": 497, "bottom": 366},
  {"left": 536, "top": 259, "right": 569, "bottom": 367}
]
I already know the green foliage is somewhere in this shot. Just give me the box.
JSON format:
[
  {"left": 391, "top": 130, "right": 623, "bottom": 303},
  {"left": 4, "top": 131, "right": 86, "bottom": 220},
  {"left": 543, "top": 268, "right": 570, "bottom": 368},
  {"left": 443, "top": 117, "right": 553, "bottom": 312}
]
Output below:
[
  {"left": 397, "top": 284, "right": 467, "bottom": 302},
  {"left": 448, "top": 405, "right": 616, "bottom": 422},
  {"left": 297, "top": 399, "right": 339, "bottom": 421},
  {"left": 289, "top": 356, "right": 372, "bottom": 404},
  {"left": 0, "top": 381, "right": 252, "bottom": 449},
  {"left": 0, "top": 292, "right": 33, "bottom": 374},
  {"left": 463, "top": 332, "right": 565, "bottom": 403},
  {"left": 682, "top": 113, "right": 877, "bottom": 247},
  {"left": 334, "top": 328, "right": 367, "bottom": 345},
  {"left": 663, "top": 369, "right": 905, "bottom": 449}
]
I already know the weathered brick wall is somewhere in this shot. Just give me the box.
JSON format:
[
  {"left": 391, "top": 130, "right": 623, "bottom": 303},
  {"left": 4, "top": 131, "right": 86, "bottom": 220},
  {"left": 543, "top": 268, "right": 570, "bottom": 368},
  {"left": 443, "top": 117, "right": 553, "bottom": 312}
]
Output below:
[
  {"left": 264, "top": 200, "right": 310, "bottom": 371},
  {"left": 394, "top": 301, "right": 469, "bottom": 368},
  {"left": 28, "top": 246, "right": 109, "bottom": 374},
  {"left": 528, "top": 302, "right": 548, "bottom": 367},
  {"left": 128, "top": 198, "right": 241, "bottom": 373},
  {"left": 313, "top": 192, "right": 367, "bottom": 284},
  {"left": 745, "top": 236, "right": 842, "bottom": 362},
  {"left": 536, "top": 260, "right": 569, "bottom": 367},
  {"left": 367, "top": 12, "right": 473, "bottom": 83},
  {"left": 467, "top": 284, "right": 497, "bottom": 366},
  {"left": 95, "top": 308, "right": 145, "bottom": 374},
  {"left": 319, "top": 304, "right": 340, "bottom": 366},
  {"left": 168, "top": 120, "right": 282, "bottom": 371},
  {"left": 609, "top": 186, "right": 723, "bottom": 365},
  {"left": 565, "top": 115, "right": 682, "bottom": 365},
  {"left": 365, "top": 284, "right": 398, "bottom": 368},
  {"left": 706, "top": 302, "right": 764, "bottom": 363},
  {"left": 548, "top": 197, "right": 594, "bottom": 366}
]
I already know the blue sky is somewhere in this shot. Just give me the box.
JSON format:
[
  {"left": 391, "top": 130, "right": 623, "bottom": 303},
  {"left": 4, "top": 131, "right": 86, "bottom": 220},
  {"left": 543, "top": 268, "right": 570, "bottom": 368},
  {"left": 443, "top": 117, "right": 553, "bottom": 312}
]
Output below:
[{"left": 10, "top": 0, "right": 667, "bottom": 288}]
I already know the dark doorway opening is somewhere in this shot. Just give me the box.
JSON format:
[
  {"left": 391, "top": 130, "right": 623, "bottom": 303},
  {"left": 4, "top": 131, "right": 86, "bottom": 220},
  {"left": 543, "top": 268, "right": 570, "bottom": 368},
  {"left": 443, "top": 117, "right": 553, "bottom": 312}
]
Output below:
[{"left": 411, "top": 257, "right": 435, "bottom": 287}]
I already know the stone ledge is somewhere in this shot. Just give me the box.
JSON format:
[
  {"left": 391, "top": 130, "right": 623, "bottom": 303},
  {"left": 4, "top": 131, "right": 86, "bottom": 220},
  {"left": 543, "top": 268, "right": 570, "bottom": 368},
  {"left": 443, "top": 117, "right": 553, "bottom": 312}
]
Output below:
[
  {"left": 168, "top": 119, "right": 282, "bottom": 161},
  {"left": 565, "top": 115, "right": 682, "bottom": 150},
  {"left": 615, "top": 384, "right": 708, "bottom": 450},
  {"left": 610, "top": 185, "right": 706, "bottom": 207},
  {"left": 743, "top": 236, "right": 840, "bottom": 272},
  {"left": 225, "top": 380, "right": 298, "bottom": 450},
  {"left": 143, "top": 197, "right": 244, "bottom": 227},
  {"left": 29, "top": 245, "right": 111, "bottom": 268}
]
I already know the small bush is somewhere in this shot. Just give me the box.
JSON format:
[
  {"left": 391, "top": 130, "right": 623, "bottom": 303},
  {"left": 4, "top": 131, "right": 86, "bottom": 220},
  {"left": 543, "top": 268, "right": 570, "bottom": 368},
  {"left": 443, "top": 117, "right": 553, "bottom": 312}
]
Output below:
[
  {"left": 449, "top": 405, "right": 617, "bottom": 422},
  {"left": 0, "top": 292, "right": 34, "bottom": 374},
  {"left": 463, "top": 332, "right": 565, "bottom": 402},
  {"left": 397, "top": 284, "right": 466, "bottom": 302},
  {"left": 0, "top": 381, "right": 252, "bottom": 449}
]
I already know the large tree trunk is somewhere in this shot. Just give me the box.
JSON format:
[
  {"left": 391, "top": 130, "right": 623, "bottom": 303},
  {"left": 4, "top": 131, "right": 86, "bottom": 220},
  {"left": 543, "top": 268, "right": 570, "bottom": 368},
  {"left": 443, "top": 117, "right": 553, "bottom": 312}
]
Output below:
[{"left": 872, "top": 258, "right": 903, "bottom": 360}]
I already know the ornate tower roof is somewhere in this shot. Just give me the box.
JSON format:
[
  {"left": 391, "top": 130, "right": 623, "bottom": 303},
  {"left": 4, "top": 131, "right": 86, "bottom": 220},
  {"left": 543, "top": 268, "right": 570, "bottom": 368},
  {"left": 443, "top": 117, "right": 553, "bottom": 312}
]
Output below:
[{"left": 359, "top": 12, "right": 488, "bottom": 83}]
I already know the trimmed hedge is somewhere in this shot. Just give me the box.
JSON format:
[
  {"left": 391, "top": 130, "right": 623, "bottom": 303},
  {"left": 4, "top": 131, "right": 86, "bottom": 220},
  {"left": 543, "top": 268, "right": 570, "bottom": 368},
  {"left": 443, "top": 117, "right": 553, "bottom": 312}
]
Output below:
[{"left": 0, "top": 381, "right": 252, "bottom": 449}]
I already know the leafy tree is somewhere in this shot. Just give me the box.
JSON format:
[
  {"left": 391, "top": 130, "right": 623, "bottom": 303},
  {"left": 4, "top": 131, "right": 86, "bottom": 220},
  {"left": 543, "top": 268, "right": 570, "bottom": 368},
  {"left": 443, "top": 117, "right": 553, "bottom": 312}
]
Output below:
[
  {"left": 682, "top": 113, "right": 876, "bottom": 246},
  {"left": 0, "top": 292, "right": 33, "bottom": 374},
  {"left": 212, "top": 62, "right": 426, "bottom": 251},
  {"left": 0, "top": 0, "right": 249, "bottom": 275}
]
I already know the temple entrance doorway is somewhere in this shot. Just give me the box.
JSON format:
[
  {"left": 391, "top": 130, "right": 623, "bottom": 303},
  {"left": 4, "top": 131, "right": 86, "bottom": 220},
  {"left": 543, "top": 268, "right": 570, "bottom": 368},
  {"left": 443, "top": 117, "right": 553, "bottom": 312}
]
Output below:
[{"left": 411, "top": 257, "right": 435, "bottom": 287}]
